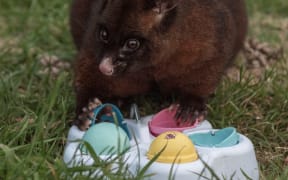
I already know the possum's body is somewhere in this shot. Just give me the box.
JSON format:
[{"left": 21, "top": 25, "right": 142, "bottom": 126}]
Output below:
[{"left": 70, "top": 0, "right": 247, "bottom": 129}]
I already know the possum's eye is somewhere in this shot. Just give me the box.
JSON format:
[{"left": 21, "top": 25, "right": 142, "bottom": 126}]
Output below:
[
  {"left": 123, "top": 39, "right": 140, "bottom": 51},
  {"left": 99, "top": 27, "right": 109, "bottom": 42}
]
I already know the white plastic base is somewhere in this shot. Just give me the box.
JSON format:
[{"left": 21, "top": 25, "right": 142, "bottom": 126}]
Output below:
[
  {"left": 63, "top": 125, "right": 93, "bottom": 167},
  {"left": 126, "top": 133, "right": 259, "bottom": 180},
  {"left": 63, "top": 116, "right": 259, "bottom": 180},
  {"left": 125, "top": 115, "right": 213, "bottom": 145},
  {"left": 186, "top": 130, "right": 259, "bottom": 179}
]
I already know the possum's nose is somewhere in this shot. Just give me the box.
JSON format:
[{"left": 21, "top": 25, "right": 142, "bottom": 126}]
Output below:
[{"left": 99, "top": 57, "right": 114, "bottom": 76}]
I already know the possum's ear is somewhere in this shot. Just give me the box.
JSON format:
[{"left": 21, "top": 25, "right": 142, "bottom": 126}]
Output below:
[
  {"left": 141, "top": 0, "right": 177, "bottom": 32},
  {"left": 144, "top": 0, "right": 176, "bottom": 14},
  {"left": 154, "top": 0, "right": 176, "bottom": 14}
]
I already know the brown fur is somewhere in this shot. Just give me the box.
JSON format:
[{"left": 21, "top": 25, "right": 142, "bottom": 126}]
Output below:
[{"left": 70, "top": 0, "right": 247, "bottom": 127}]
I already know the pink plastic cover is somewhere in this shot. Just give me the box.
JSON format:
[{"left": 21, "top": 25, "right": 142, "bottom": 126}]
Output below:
[{"left": 149, "top": 108, "right": 199, "bottom": 136}]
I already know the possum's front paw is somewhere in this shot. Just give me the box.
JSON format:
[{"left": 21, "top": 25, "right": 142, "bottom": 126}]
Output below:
[
  {"left": 74, "top": 98, "right": 103, "bottom": 131},
  {"left": 75, "top": 113, "right": 91, "bottom": 131},
  {"left": 174, "top": 97, "right": 207, "bottom": 124}
]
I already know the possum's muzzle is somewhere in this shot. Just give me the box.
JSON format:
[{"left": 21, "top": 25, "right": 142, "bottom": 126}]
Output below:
[{"left": 99, "top": 56, "right": 128, "bottom": 76}]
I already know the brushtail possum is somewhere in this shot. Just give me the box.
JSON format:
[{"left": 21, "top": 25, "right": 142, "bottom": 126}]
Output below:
[{"left": 70, "top": 0, "right": 247, "bottom": 130}]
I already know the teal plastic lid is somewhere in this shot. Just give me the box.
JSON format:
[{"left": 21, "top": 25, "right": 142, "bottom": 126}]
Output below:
[
  {"left": 189, "top": 127, "right": 239, "bottom": 147},
  {"left": 82, "top": 122, "right": 130, "bottom": 155}
]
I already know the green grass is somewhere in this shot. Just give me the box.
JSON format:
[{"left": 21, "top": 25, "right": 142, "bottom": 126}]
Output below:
[{"left": 0, "top": 0, "right": 287, "bottom": 179}]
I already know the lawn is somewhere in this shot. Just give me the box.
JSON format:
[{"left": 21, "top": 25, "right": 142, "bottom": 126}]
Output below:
[{"left": 0, "top": 0, "right": 287, "bottom": 179}]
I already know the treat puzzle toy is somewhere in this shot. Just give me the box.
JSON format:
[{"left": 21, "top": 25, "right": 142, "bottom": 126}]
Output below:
[{"left": 63, "top": 103, "right": 259, "bottom": 179}]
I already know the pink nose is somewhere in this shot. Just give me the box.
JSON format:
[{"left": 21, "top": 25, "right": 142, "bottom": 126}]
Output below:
[{"left": 99, "top": 57, "right": 114, "bottom": 76}]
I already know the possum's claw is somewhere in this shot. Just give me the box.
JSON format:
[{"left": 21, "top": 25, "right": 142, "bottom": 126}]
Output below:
[
  {"left": 74, "top": 98, "right": 103, "bottom": 131},
  {"left": 174, "top": 99, "right": 207, "bottom": 124},
  {"left": 168, "top": 103, "right": 180, "bottom": 112},
  {"left": 75, "top": 113, "right": 91, "bottom": 131}
]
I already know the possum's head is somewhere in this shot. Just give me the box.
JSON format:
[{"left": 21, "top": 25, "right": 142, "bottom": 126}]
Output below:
[{"left": 85, "top": 0, "right": 177, "bottom": 76}]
